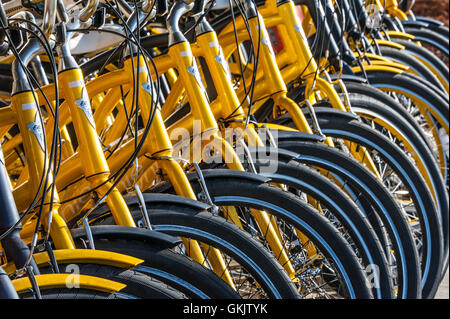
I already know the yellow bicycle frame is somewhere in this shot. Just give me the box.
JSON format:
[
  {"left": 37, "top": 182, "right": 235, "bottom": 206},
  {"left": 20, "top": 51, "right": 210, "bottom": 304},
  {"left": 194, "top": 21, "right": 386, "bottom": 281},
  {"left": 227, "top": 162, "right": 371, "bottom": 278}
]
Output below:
[
  {"left": 12, "top": 273, "right": 126, "bottom": 294},
  {"left": 217, "top": 0, "right": 444, "bottom": 203}
]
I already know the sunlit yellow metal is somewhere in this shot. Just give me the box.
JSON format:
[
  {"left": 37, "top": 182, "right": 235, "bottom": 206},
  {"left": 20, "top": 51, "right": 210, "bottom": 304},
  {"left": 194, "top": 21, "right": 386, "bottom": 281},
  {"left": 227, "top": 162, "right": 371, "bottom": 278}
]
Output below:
[{"left": 11, "top": 91, "right": 75, "bottom": 249}]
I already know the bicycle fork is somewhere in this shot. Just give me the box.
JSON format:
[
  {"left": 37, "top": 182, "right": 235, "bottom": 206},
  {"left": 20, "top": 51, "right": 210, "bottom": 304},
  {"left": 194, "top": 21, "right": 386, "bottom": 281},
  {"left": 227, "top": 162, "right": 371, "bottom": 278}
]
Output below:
[{"left": 163, "top": 16, "right": 298, "bottom": 279}]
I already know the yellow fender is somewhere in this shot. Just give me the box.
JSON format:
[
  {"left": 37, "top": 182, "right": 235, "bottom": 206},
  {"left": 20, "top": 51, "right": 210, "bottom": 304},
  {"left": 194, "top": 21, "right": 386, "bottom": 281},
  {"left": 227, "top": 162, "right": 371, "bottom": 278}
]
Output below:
[
  {"left": 385, "top": 31, "right": 416, "bottom": 41},
  {"left": 12, "top": 273, "right": 126, "bottom": 294},
  {"left": 2, "top": 249, "right": 144, "bottom": 274}
]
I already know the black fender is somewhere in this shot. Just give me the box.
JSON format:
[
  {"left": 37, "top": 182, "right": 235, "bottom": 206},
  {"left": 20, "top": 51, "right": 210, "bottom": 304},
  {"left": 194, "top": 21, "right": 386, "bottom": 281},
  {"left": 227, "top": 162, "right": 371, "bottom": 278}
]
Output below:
[
  {"left": 142, "top": 148, "right": 360, "bottom": 197},
  {"left": 273, "top": 107, "right": 358, "bottom": 129},
  {"left": 275, "top": 130, "right": 325, "bottom": 143},
  {"left": 328, "top": 73, "right": 368, "bottom": 84},
  {"left": 413, "top": 17, "right": 445, "bottom": 27},
  {"left": 246, "top": 145, "right": 310, "bottom": 164},
  {"left": 71, "top": 225, "right": 181, "bottom": 249},
  {"left": 123, "top": 193, "right": 210, "bottom": 212}
]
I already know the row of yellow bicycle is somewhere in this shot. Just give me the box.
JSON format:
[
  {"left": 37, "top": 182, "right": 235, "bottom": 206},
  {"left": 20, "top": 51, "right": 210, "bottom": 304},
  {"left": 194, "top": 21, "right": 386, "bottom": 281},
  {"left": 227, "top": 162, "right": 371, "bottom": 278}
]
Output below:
[{"left": 0, "top": 0, "right": 448, "bottom": 299}]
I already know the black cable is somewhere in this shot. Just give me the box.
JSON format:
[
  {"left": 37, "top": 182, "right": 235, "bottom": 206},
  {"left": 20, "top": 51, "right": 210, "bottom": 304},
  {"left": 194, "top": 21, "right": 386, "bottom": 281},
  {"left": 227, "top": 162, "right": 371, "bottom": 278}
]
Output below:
[
  {"left": 7, "top": 22, "right": 62, "bottom": 249},
  {"left": 243, "top": 0, "right": 262, "bottom": 130}
]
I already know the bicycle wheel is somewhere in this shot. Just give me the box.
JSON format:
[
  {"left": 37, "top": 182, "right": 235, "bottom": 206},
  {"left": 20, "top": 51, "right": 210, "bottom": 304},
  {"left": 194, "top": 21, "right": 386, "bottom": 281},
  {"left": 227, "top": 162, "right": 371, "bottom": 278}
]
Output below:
[
  {"left": 89, "top": 209, "right": 301, "bottom": 299},
  {"left": 362, "top": 69, "right": 449, "bottom": 104},
  {"left": 305, "top": 112, "right": 444, "bottom": 298},
  {"left": 385, "top": 38, "right": 449, "bottom": 90},
  {"left": 357, "top": 70, "right": 449, "bottom": 181},
  {"left": 261, "top": 139, "right": 422, "bottom": 298},
  {"left": 334, "top": 95, "right": 449, "bottom": 275},
  {"left": 69, "top": 225, "right": 241, "bottom": 299},
  {"left": 147, "top": 170, "right": 374, "bottom": 299},
  {"left": 401, "top": 27, "right": 449, "bottom": 58},
  {"left": 273, "top": 108, "right": 445, "bottom": 295},
  {"left": 403, "top": 19, "right": 449, "bottom": 38},
  {"left": 248, "top": 156, "right": 394, "bottom": 298},
  {"left": 333, "top": 81, "right": 435, "bottom": 156},
  {"left": 19, "top": 264, "right": 185, "bottom": 299},
  {"left": 20, "top": 288, "right": 126, "bottom": 299},
  {"left": 333, "top": 81, "right": 448, "bottom": 185},
  {"left": 38, "top": 263, "right": 187, "bottom": 299}
]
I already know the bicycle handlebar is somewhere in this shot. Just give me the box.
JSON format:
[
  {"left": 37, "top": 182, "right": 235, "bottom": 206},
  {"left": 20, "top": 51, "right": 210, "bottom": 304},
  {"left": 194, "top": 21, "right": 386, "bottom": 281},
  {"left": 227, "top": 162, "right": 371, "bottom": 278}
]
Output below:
[{"left": 168, "top": 1, "right": 192, "bottom": 27}]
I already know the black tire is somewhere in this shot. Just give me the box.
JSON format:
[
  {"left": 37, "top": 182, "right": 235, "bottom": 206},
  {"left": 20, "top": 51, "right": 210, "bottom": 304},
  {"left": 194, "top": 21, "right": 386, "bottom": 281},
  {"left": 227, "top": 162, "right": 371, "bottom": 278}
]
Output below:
[
  {"left": 402, "top": 27, "right": 449, "bottom": 57},
  {"left": 358, "top": 71, "right": 449, "bottom": 150},
  {"left": 307, "top": 112, "right": 444, "bottom": 298},
  {"left": 362, "top": 69, "right": 449, "bottom": 109},
  {"left": 91, "top": 210, "right": 300, "bottom": 299},
  {"left": 388, "top": 38, "right": 449, "bottom": 90},
  {"left": 333, "top": 81, "right": 435, "bottom": 156},
  {"left": 339, "top": 95, "right": 449, "bottom": 274},
  {"left": 19, "top": 288, "right": 124, "bottom": 299},
  {"left": 19, "top": 264, "right": 186, "bottom": 299},
  {"left": 150, "top": 171, "right": 374, "bottom": 299},
  {"left": 287, "top": 80, "right": 448, "bottom": 284},
  {"left": 334, "top": 81, "right": 448, "bottom": 186},
  {"left": 377, "top": 45, "right": 445, "bottom": 93},
  {"left": 148, "top": 210, "right": 301, "bottom": 299},
  {"left": 404, "top": 19, "right": 449, "bottom": 38},
  {"left": 38, "top": 263, "right": 186, "bottom": 299},
  {"left": 70, "top": 227, "right": 241, "bottom": 299},
  {"left": 249, "top": 157, "right": 394, "bottom": 298}
]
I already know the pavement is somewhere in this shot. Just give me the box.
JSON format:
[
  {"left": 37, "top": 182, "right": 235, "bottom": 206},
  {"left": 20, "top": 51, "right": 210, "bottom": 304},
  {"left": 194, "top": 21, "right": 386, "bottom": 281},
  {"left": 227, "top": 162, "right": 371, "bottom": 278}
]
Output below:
[{"left": 435, "top": 269, "right": 449, "bottom": 299}]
